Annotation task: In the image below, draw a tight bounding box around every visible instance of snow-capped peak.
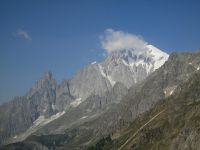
[109,44,169,72]
[91,44,169,88]
[145,45,169,70]
[98,44,169,87]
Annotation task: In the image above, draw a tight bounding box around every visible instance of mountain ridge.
[0,44,169,147]
[1,49,200,149]
[86,68,200,150]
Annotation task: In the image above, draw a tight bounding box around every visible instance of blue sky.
[0,0,200,103]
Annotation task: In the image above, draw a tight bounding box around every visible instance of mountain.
[53,50,199,149]
[65,44,168,101]
[87,65,200,150]
[0,44,169,147]
[2,49,200,150]
[100,45,168,87]
[1,47,200,149]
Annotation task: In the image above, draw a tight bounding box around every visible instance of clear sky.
[0,0,200,103]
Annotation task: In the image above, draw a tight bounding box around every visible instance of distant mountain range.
[1,44,200,150]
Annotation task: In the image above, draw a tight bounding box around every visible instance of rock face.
[23,50,199,150]
[30,82,129,136]
[0,44,169,146]
[26,71,57,117]
[67,64,112,100]
[0,72,57,145]
[55,80,74,111]
[88,67,200,150]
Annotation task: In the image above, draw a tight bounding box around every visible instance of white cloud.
[15,29,32,41]
[100,28,147,53]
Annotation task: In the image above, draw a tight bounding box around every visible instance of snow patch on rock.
[13,136,18,139]
[107,75,116,86]
[70,98,82,107]
[98,64,116,86]
[80,116,88,119]
[51,104,56,111]
[146,45,169,70]
[164,86,177,97]
[33,111,65,127]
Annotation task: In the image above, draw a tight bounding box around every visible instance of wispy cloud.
[100,28,147,54]
[14,29,32,41]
